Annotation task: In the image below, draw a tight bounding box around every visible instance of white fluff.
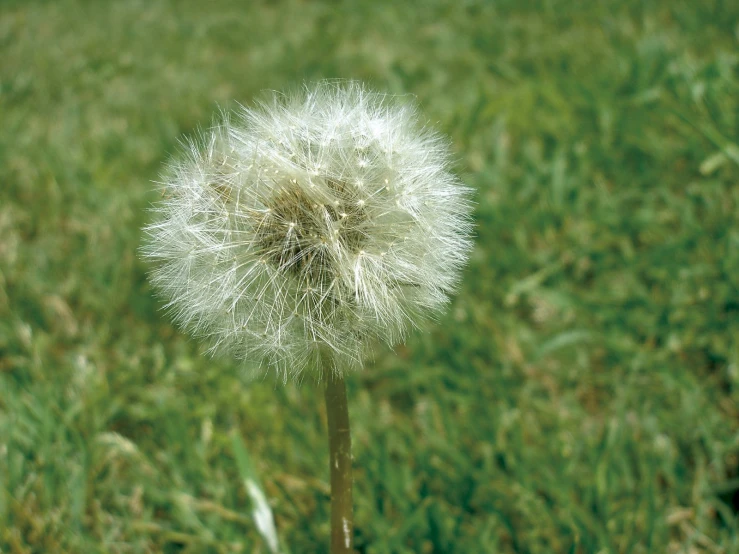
[143,81,473,380]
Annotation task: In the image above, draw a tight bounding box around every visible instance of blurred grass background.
[1,0,738,552]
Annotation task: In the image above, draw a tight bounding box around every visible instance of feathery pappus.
[143,81,473,380]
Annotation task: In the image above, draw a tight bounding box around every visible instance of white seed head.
[142,81,473,380]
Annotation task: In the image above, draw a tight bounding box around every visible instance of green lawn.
[1,0,738,552]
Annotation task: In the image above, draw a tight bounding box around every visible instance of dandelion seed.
[142,81,473,380]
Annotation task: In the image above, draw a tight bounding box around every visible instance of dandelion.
[142,81,473,552]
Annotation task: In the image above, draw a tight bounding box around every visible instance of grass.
[1,0,738,552]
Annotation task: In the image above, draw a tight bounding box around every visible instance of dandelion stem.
[325,371,354,553]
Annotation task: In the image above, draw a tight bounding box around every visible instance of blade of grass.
[231,430,281,554]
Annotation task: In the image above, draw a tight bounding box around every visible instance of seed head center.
[254,178,368,284]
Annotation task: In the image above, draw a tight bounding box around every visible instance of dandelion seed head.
[142,81,473,380]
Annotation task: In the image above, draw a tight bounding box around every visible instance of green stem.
[325,372,354,553]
